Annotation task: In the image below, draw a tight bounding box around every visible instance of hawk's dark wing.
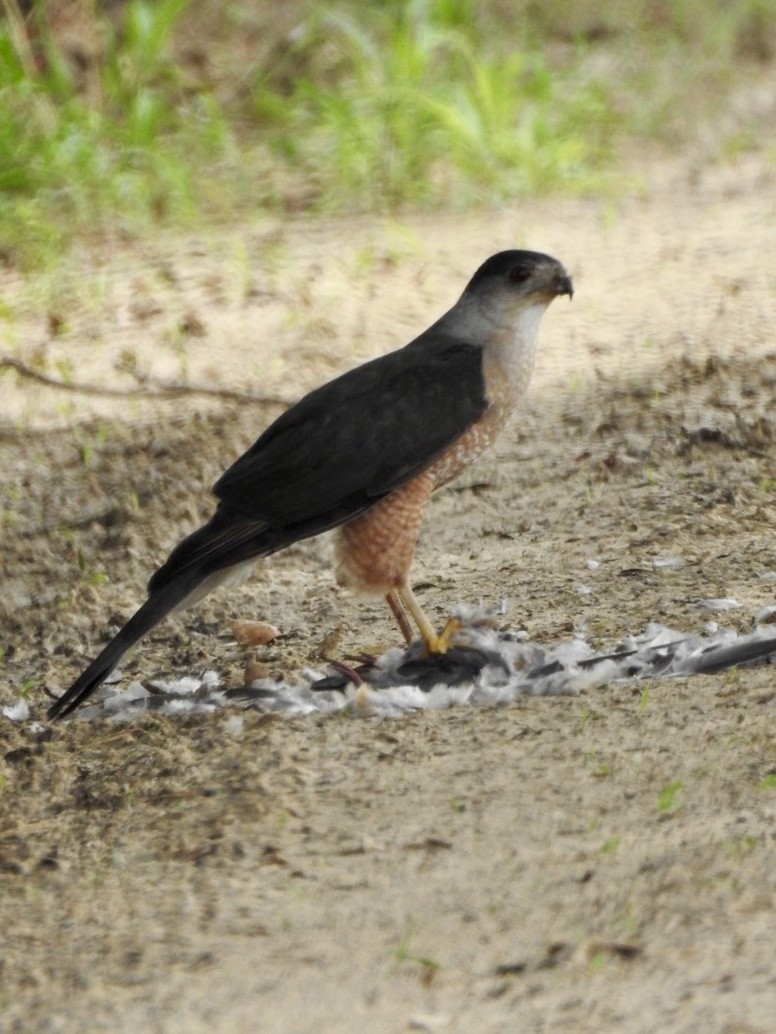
[148,334,488,592]
[215,335,487,524]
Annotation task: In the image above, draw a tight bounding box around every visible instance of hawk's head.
[465,250,573,309]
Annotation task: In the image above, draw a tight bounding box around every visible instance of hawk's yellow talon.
[423,616,462,656]
[396,584,462,655]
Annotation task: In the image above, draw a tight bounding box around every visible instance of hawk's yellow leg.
[395,584,461,655]
[386,589,414,645]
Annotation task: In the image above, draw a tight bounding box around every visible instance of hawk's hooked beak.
[557,272,574,300]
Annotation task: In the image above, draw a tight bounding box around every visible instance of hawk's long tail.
[47,569,206,721]
[48,499,365,720]
[47,510,281,721]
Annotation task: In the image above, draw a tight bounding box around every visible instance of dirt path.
[1,154,775,1032]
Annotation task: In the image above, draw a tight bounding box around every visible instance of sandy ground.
[1,151,775,1032]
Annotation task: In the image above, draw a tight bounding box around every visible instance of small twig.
[0,356,289,406]
[17,505,124,538]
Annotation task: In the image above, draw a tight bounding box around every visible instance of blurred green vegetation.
[0,0,773,267]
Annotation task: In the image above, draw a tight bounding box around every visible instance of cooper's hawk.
[48,250,572,719]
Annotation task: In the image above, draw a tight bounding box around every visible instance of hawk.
[48,250,573,719]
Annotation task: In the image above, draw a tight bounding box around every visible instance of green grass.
[392,923,441,981]
[658,780,684,814]
[600,835,620,855]
[0,0,234,266]
[1,0,774,267]
[248,5,617,209]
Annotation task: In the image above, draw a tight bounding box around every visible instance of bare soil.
[1,154,775,1032]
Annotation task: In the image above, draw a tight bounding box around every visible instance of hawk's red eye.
[509,266,531,284]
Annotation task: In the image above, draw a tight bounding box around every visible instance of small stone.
[232,620,280,646]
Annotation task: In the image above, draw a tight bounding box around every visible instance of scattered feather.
[2,698,30,722]
[40,614,776,722]
[652,556,684,570]
[696,598,741,611]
